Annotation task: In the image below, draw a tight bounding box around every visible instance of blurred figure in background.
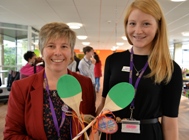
[78,46,96,101]
[94,52,102,93]
[74,52,80,73]
[67,54,77,72]
[20,51,44,79]
[78,46,96,86]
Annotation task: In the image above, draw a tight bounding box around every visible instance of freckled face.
[42,38,72,73]
[127,8,158,50]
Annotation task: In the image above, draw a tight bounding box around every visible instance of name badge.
[122,66,130,72]
[121,120,140,134]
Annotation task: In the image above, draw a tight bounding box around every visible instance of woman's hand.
[90,56,96,64]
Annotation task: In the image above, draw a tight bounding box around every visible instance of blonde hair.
[39,22,76,54]
[124,0,173,84]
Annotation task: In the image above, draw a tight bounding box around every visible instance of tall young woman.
[97,0,183,140]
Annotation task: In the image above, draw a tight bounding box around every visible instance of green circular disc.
[108,82,135,109]
[57,74,82,98]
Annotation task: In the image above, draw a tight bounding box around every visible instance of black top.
[74,56,80,72]
[101,50,183,140]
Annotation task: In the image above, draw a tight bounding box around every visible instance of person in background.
[97,0,183,140]
[67,54,77,72]
[20,51,44,79]
[78,46,96,86]
[4,22,96,140]
[0,77,2,93]
[74,52,80,73]
[78,46,96,101]
[94,52,102,93]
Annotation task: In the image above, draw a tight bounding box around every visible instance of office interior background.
[0,1,189,139]
[0,0,189,84]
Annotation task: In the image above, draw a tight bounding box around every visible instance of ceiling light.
[111,48,117,51]
[122,36,127,40]
[114,46,119,49]
[182,32,189,36]
[67,22,83,29]
[111,46,119,51]
[170,0,186,2]
[77,35,88,40]
[82,42,90,45]
[116,42,124,46]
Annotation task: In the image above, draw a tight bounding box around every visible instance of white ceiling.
[0,0,189,51]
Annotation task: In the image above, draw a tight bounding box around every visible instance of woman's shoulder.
[173,60,181,68]
[108,50,129,58]
[69,71,92,84]
[172,60,182,75]
[71,72,90,80]
[106,50,130,62]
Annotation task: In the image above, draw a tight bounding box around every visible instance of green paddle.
[57,74,91,139]
[104,82,135,112]
[57,74,82,118]
[72,82,135,140]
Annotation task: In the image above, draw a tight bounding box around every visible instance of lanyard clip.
[129,106,135,120]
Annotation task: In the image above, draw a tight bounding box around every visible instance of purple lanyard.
[129,48,148,119]
[44,72,65,139]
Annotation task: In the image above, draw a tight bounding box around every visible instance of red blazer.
[4,69,96,140]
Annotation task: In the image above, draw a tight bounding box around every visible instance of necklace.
[133,63,143,76]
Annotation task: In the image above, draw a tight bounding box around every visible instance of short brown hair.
[83,46,93,54]
[38,22,76,54]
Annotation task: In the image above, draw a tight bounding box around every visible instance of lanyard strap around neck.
[129,48,148,108]
[44,72,65,138]
[84,57,92,67]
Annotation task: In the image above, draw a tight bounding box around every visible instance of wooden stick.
[72,118,97,140]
